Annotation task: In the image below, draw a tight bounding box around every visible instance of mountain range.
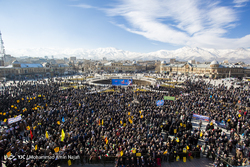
[7,47,250,63]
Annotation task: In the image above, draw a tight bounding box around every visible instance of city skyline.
[0,0,250,54]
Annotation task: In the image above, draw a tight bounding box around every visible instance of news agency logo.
[8,155,26,160]
[18,155,26,160]
[7,155,15,160]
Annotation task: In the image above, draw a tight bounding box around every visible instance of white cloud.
[233,0,249,7]
[103,0,250,49]
[73,0,250,49]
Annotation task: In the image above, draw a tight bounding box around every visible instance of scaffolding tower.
[0,31,6,57]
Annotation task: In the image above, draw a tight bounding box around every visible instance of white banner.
[8,115,22,124]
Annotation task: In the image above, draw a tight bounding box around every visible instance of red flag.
[104,137,107,144]
[30,129,33,140]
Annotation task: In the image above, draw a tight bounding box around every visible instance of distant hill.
[7,46,250,63]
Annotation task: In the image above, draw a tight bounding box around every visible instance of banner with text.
[111,79,133,86]
[8,114,22,124]
[164,96,175,101]
[192,114,209,122]
[156,100,164,106]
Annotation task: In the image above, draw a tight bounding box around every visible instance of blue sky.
[0,0,250,53]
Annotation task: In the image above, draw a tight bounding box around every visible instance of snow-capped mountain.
[6,46,250,63]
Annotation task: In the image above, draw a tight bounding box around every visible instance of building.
[0,58,4,66]
[0,60,69,80]
[69,57,76,64]
[160,60,248,78]
[188,60,196,64]
[99,62,146,73]
[170,59,176,64]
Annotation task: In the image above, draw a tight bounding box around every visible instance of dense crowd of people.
[0,76,249,167]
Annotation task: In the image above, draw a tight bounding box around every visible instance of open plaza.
[0,73,250,167]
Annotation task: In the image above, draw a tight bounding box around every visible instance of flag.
[180,123,183,126]
[176,137,179,142]
[35,145,38,151]
[62,117,65,122]
[139,110,141,114]
[174,129,177,133]
[120,120,122,125]
[123,123,126,127]
[105,137,108,144]
[54,147,59,153]
[120,151,123,156]
[98,119,101,125]
[68,160,71,166]
[163,150,168,154]
[131,148,136,153]
[187,145,189,150]
[140,115,143,118]
[176,156,180,161]
[129,118,133,124]
[30,130,33,140]
[61,129,65,141]
[46,131,49,139]
[26,126,30,130]
[102,119,104,125]
[183,157,186,162]
[6,151,11,158]
[98,156,102,159]
[57,121,60,125]
[105,153,109,157]
[128,112,130,115]
[200,132,203,137]
[4,119,7,122]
